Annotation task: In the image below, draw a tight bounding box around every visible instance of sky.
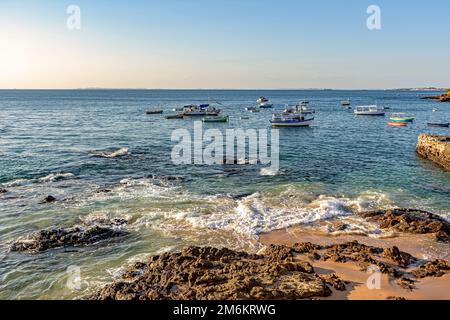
[0,0,449,89]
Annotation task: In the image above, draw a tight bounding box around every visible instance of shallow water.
[0,89,449,299]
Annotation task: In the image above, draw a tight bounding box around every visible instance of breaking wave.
[89,147,129,158]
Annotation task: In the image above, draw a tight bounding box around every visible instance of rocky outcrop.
[416,134,450,171]
[90,246,333,300]
[359,208,450,242]
[421,90,450,102]
[90,241,450,300]
[0,188,7,194]
[11,218,128,253]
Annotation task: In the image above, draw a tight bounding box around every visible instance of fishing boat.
[341,99,351,106]
[284,103,315,115]
[246,106,260,113]
[165,114,184,119]
[257,97,273,108]
[354,105,385,116]
[389,113,415,122]
[270,112,314,127]
[387,122,408,127]
[427,122,450,128]
[146,108,163,114]
[202,115,229,123]
[182,104,221,117]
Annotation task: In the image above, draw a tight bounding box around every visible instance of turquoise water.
[0,89,449,299]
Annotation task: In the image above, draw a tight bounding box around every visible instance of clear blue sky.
[1,0,449,89]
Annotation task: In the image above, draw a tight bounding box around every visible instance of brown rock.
[411,259,450,278]
[383,246,416,268]
[416,134,450,171]
[89,246,332,300]
[320,274,346,291]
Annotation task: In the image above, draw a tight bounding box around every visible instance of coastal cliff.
[421,89,450,102]
[416,134,450,171]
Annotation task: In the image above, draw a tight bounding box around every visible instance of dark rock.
[227,193,252,200]
[396,276,416,291]
[0,188,7,194]
[411,259,450,278]
[360,208,450,239]
[320,274,346,291]
[43,195,57,203]
[383,246,416,268]
[293,242,323,254]
[10,219,128,253]
[89,246,332,300]
[386,296,408,300]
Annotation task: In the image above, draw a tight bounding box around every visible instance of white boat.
[246,106,260,112]
[256,96,273,108]
[182,104,221,117]
[283,103,315,115]
[354,105,385,116]
[341,99,351,106]
[270,112,314,127]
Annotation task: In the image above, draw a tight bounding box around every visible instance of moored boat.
[202,115,229,123]
[146,108,163,114]
[182,104,221,117]
[341,99,351,106]
[284,103,315,115]
[165,114,184,119]
[389,113,415,122]
[270,112,314,127]
[427,122,450,128]
[257,97,273,108]
[354,105,385,116]
[387,122,408,127]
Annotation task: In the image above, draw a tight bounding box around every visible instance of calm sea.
[0,89,449,299]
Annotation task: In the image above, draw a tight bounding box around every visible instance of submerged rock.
[11,218,127,253]
[0,188,7,194]
[90,246,332,300]
[360,208,450,242]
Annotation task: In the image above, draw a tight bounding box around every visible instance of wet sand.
[259,224,450,300]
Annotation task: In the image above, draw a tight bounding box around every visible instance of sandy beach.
[260,223,450,300]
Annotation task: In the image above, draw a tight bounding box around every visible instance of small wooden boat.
[427,122,450,128]
[389,113,415,122]
[387,122,408,126]
[146,109,163,114]
[165,114,183,119]
[202,115,229,123]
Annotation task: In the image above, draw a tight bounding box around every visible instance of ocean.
[0,89,449,299]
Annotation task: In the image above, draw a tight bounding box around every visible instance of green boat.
[202,115,229,123]
[389,113,415,122]
[165,114,183,119]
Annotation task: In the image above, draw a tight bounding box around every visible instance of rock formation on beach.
[87,208,450,300]
[90,246,334,300]
[359,208,450,242]
[10,218,128,253]
[421,89,450,102]
[416,134,450,171]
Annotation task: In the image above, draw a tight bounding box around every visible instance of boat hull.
[270,119,314,127]
[259,103,273,108]
[354,112,385,116]
[390,117,415,122]
[387,122,408,126]
[427,123,450,128]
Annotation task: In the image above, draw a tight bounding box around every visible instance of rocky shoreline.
[416,134,450,171]
[86,208,449,300]
[421,90,450,102]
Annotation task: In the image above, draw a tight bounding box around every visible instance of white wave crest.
[89,147,129,158]
[39,172,74,182]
